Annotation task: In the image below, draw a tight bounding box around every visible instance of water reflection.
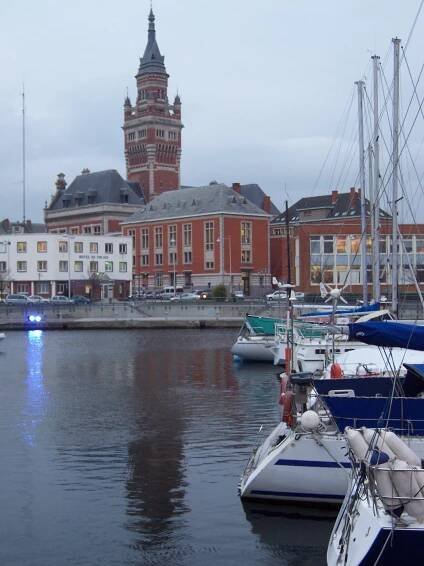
[241,500,336,565]
[126,347,189,552]
[22,330,47,446]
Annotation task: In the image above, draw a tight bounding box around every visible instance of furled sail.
[348,321,424,351]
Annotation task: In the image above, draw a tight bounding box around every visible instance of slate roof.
[137,10,167,76]
[271,190,391,224]
[48,170,145,211]
[123,184,269,224]
[239,184,280,215]
[0,219,46,234]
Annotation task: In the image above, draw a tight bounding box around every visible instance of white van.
[160,286,184,299]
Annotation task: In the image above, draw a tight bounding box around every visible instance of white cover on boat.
[384,431,421,467]
[345,427,369,460]
[391,459,424,521]
[361,428,395,460]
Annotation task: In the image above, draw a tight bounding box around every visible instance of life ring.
[330,363,343,379]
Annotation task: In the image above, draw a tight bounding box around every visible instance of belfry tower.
[123,9,182,201]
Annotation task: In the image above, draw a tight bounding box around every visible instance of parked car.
[170,292,200,301]
[232,290,245,300]
[28,295,48,303]
[294,291,305,300]
[266,289,288,301]
[72,295,91,304]
[5,293,30,305]
[50,295,74,304]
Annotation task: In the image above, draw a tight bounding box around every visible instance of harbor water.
[0,329,335,565]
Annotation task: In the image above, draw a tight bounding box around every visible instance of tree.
[212,284,227,300]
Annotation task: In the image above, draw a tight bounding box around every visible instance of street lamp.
[170,238,176,296]
[217,236,232,297]
[66,235,75,299]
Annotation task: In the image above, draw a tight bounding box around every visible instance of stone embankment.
[0,301,274,330]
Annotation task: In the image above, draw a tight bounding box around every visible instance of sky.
[1,0,424,222]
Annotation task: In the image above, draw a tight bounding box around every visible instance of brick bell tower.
[123,9,183,202]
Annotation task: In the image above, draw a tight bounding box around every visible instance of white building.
[0,234,132,299]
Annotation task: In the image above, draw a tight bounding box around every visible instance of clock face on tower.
[123,9,183,202]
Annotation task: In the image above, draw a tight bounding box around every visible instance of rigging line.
[311,87,355,194]
[333,122,358,189]
[328,92,357,192]
[402,0,424,58]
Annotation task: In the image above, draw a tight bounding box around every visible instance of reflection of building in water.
[23,330,47,446]
[126,348,188,550]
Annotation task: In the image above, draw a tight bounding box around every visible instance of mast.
[355,79,367,305]
[368,143,374,292]
[372,55,381,302]
[285,200,291,286]
[391,38,401,316]
[22,86,26,224]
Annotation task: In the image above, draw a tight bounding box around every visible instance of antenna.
[22,85,26,224]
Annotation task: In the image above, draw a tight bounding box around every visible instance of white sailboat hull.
[231,337,277,362]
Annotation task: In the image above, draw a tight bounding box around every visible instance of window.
[168,225,177,247]
[58,240,68,253]
[105,261,113,272]
[37,241,47,253]
[205,221,214,251]
[119,262,127,272]
[416,238,424,254]
[84,226,92,234]
[156,129,165,138]
[119,243,127,254]
[183,224,192,247]
[138,129,147,139]
[141,254,149,266]
[90,242,98,253]
[155,253,163,266]
[74,242,83,253]
[74,261,83,272]
[105,243,113,254]
[37,260,48,272]
[59,260,68,272]
[154,273,163,287]
[17,241,27,253]
[205,261,214,270]
[128,131,136,141]
[56,283,66,294]
[402,236,413,254]
[168,131,177,140]
[128,229,136,249]
[184,251,192,264]
[36,282,50,294]
[70,227,80,235]
[310,265,322,284]
[89,261,98,273]
[241,249,251,263]
[17,261,27,272]
[0,261,6,272]
[93,225,101,235]
[379,237,387,254]
[155,227,163,248]
[241,221,252,245]
[16,283,29,293]
[0,242,8,253]
[323,236,333,254]
[336,236,347,254]
[169,251,177,265]
[310,236,320,255]
[417,265,424,283]
[350,235,361,255]
[141,228,149,250]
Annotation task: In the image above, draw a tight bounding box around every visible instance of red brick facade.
[122,214,270,296]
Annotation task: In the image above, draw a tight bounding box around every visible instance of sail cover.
[300,302,380,319]
[348,321,424,351]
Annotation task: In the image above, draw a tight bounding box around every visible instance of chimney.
[55,173,67,192]
[81,168,90,175]
[232,182,241,194]
[263,195,271,213]
[331,189,338,204]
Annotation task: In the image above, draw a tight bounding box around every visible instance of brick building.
[270,188,424,296]
[44,169,145,235]
[121,183,271,296]
[123,9,182,201]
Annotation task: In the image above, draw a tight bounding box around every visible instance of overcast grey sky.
[1,0,424,222]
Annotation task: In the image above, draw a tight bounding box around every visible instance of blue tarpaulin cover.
[348,321,424,351]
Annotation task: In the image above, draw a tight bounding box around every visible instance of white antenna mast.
[22,85,26,224]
